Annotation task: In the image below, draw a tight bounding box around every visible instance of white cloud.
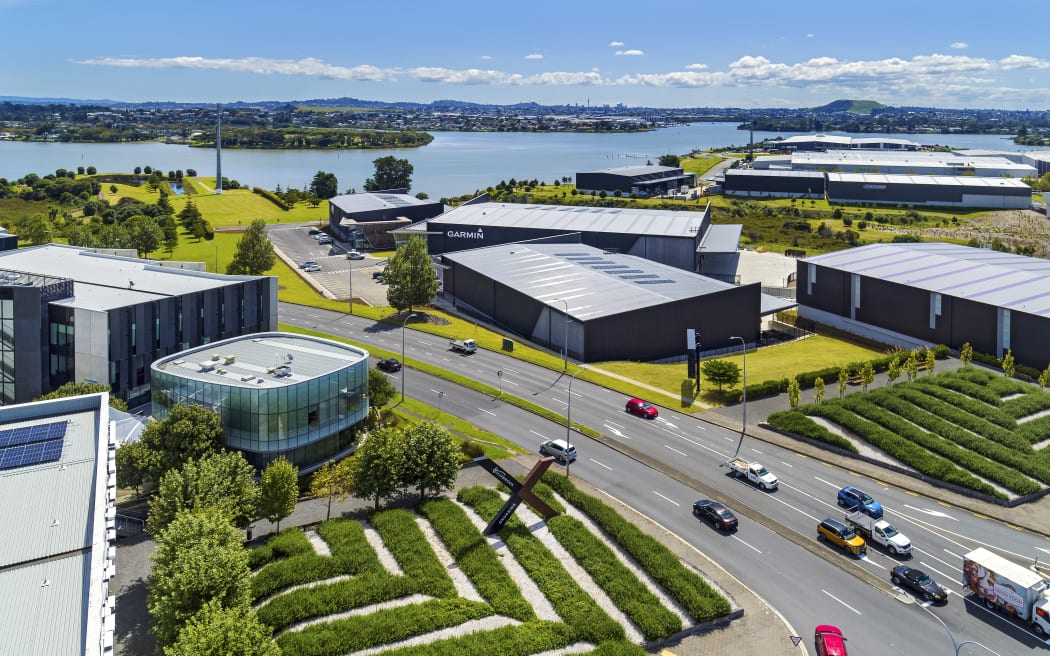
[609,41,624,47]
[74,56,394,81]
[950,42,968,49]
[525,53,543,60]
[615,49,644,56]
[685,63,708,70]
[806,33,814,38]
[480,55,493,60]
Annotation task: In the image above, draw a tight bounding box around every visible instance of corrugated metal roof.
[795,151,1036,175]
[0,553,93,655]
[428,202,708,238]
[329,192,437,214]
[827,173,1031,188]
[726,169,826,179]
[804,243,1050,317]
[579,165,680,177]
[698,225,742,253]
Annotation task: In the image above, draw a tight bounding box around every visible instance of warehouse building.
[576,165,698,198]
[440,242,795,363]
[328,191,445,249]
[798,242,1050,368]
[724,170,827,199]
[151,333,369,471]
[769,134,921,151]
[826,173,1031,209]
[790,151,1037,177]
[0,245,277,408]
[0,393,116,655]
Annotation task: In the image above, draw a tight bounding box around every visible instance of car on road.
[817,518,866,556]
[317,235,332,245]
[891,565,947,603]
[539,439,576,463]
[814,625,848,656]
[346,250,365,260]
[377,358,402,373]
[837,486,883,518]
[298,260,318,269]
[692,499,738,531]
[303,264,323,272]
[625,398,658,419]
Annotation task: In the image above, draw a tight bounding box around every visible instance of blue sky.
[3,0,1048,109]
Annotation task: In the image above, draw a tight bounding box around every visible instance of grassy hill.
[812,99,888,114]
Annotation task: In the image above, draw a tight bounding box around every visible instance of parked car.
[817,518,866,556]
[692,499,738,531]
[317,235,332,245]
[377,358,402,373]
[814,625,848,656]
[308,228,321,235]
[372,270,385,280]
[891,565,947,603]
[539,439,577,463]
[298,260,318,269]
[304,264,323,273]
[346,250,365,260]
[625,398,658,419]
[837,486,883,518]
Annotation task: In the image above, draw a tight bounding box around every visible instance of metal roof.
[152,332,368,388]
[794,151,1037,175]
[804,242,1050,318]
[0,553,95,655]
[698,224,742,253]
[827,173,1031,189]
[428,202,709,239]
[726,169,826,179]
[778,134,853,146]
[329,192,438,214]
[578,165,681,177]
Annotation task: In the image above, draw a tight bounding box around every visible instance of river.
[1,124,1046,201]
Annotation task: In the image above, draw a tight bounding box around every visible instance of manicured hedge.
[895,387,1029,451]
[766,410,858,452]
[539,473,732,623]
[249,528,313,569]
[417,498,535,621]
[274,598,493,656]
[1019,415,1050,445]
[457,486,626,644]
[1000,392,1050,420]
[546,513,682,640]
[366,621,579,656]
[369,508,456,598]
[579,642,650,656]
[907,381,1016,430]
[257,570,413,632]
[252,186,292,210]
[914,372,1003,406]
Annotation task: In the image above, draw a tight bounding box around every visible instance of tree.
[148,508,252,648]
[309,171,339,199]
[115,440,152,495]
[348,429,404,509]
[385,235,438,313]
[860,361,875,392]
[1040,364,1050,389]
[226,219,276,275]
[138,403,226,480]
[887,356,902,384]
[164,600,279,656]
[148,450,261,535]
[658,154,681,167]
[904,353,919,382]
[787,377,801,410]
[259,458,298,533]
[399,422,460,501]
[1001,349,1015,378]
[178,200,202,231]
[21,213,53,245]
[924,347,936,375]
[837,369,849,398]
[960,342,974,367]
[35,380,128,411]
[364,156,413,192]
[309,459,352,521]
[368,368,396,416]
[126,215,164,257]
[813,377,825,403]
[160,214,179,254]
[700,359,740,391]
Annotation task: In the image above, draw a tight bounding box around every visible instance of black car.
[377,358,402,373]
[308,229,321,235]
[890,565,947,603]
[372,270,385,280]
[692,499,738,531]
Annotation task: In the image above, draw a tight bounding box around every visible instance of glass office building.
[151,332,369,470]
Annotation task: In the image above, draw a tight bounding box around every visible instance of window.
[852,274,861,309]
[930,292,942,330]
[807,263,816,295]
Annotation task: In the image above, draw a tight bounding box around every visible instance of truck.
[844,511,911,556]
[449,338,477,355]
[963,547,1050,636]
[725,458,778,490]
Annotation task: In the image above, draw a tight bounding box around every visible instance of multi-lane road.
[281,302,1050,655]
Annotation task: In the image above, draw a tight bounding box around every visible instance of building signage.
[447,227,485,239]
[474,456,558,534]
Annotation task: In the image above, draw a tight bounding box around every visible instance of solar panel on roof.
[636,279,675,284]
[620,274,658,279]
[554,252,591,257]
[611,269,643,274]
[0,437,64,470]
[0,420,67,448]
[591,264,629,270]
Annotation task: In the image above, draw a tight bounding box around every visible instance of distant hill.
[812,99,888,114]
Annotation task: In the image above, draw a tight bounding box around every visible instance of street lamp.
[555,298,569,371]
[729,335,747,459]
[348,263,354,315]
[401,312,417,402]
[922,605,1003,656]
[565,367,586,478]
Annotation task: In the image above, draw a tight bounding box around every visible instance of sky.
[3,0,1049,110]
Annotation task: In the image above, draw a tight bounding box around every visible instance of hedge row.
[914,372,1003,406]
[1019,415,1050,445]
[457,485,625,644]
[546,514,682,641]
[275,597,493,656]
[765,410,858,452]
[252,519,379,602]
[895,387,1031,452]
[540,473,732,623]
[803,402,1002,498]
[257,570,413,632]
[971,351,1042,380]
[366,621,581,656]
[844,395,1042,495]
[908,381,1017,430]
[252,186,292,210]
[417,498,535,621]
[579,642,650,656]
[1000,392,1050,420]
[369,508,456,599]
[249,527,313,570]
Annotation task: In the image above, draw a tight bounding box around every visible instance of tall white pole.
[215,104,222,195]
[556,298,569,371]
[401,312,417,402]
[730,336,746,458]
[566,367,585,478]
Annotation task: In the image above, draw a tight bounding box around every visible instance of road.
[281,302,1050,655]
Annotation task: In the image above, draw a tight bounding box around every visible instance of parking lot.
[267,223,389,306]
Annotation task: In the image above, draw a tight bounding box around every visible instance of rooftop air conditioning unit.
[224,355,236,365]
[199,361,216,372]
[211,354,221,361]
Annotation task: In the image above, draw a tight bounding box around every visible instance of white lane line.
[589,459,613,471]
[759,489,823,522]
[606,420,624,429]
[903,505,957,520]
[501,379,519,386]
[529,430,549,440]
[750,448,763,455]
[478,408,496,417]
[911,549,962,575]
[503,368,521,375]
[653,491,680,507]
[814,476,841,489]
[822,590,862,615]
[663,445,688,457]
[780,461,794,468]
[551,397,568,406]
[732,535,761,554]
[723,435,734,441]
[919,562,958,588]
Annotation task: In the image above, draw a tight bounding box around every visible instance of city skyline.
[2,0,1049,109]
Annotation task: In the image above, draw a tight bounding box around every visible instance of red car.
[625,398,658,419]
[814,625,848,656]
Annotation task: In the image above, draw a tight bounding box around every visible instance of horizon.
[2,0,1048,110]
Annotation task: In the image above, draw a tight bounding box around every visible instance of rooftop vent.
[211,354,221,361]
[199,361,216,372]
[274,364,292,377]
[224,355,236,365]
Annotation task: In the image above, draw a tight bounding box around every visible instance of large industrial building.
[723,170,827,199]
[826,173,1032,209]
[151,333,369,471]
[575,165,698,198]
[768,134,922,151]
[328,191,445,249]
[797,242,1050,368]
[440,242,794,363]
[0,393,116,655]
[0,245,277,408]
[788,151,1037,178]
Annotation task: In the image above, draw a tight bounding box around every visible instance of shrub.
[369,508,456,598]
[459,441,485,459]
[895,386,1029,450]
[249,528,313,570]
[355,621,579,656]
[252,186,291,210]
[766,410,857,452]
[257,570,413,631]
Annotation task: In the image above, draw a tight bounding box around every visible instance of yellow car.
[818,518,866,556]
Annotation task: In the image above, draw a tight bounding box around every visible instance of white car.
[539,439,577,463]
[317,235,332,245]
[346,250,365,260]
[303,264,323,272]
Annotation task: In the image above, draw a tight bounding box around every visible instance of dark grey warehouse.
[575,165,698,198]
[328,191,445,249]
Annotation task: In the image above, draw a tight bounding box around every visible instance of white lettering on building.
[447,228,485,239]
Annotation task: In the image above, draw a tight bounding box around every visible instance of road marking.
[503,367,521,375]
[603,425,631,440]
[653,491,680,506]
[551,397,568,406]
[663,445,688,457]
[605,420,624,429]
[903,505,957,520]
[911,549,962,575]
[750,448,763,455]
[814,476,841,489]
[501,379,519,386]
[821,589,862,615]
[477,408,496,416]
[731,535,761,554]
[779,461,794,468]
[657,418,677,428]
[589,459,612,471]
[919,561,957,587]
[529,430,549,440]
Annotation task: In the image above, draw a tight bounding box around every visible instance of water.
[1,124,1045,201]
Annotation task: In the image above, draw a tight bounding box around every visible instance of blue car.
[837,486,883,519]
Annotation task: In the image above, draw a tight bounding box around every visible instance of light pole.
[401,312,417,402]
[348,263,354,315]
[729,336,747,459]
[565,367,586,478]
[555,298,569,371]
[922,605,1003,656]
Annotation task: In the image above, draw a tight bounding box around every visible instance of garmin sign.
[447,227,485,240]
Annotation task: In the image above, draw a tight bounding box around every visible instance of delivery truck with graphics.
[963,547,1050,636]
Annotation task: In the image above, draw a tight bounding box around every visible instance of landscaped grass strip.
[249,527,313,569]
[257,570,413,632]
[457,485,625,644]
[1000,390,1050,420]
[373,620,579,656]
[369,508,456,598]
[274,598,494,656]
[540,472,732,622]
[896,386,1030,450]
[907,381,1017,430]
[579,641,651,656]
[417,498,535,621]
[766,410,858,452]
[546,513,682,640]
[915,371,1003,406]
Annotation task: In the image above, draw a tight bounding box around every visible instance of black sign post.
[474,456,558,534]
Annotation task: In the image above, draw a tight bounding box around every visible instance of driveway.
[267,223,389,306]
